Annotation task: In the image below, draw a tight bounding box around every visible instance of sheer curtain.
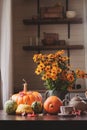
[83,0,87,88]
[0,0,13,109]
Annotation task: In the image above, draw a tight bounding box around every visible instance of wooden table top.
[0,110,87,129]
[0,110,87,121]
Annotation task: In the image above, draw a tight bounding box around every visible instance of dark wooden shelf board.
[22,45,84,51]
[23,18,83,25]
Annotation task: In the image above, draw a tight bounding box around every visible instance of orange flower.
[66,73,75,82]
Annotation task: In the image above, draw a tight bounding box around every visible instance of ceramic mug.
[60,106,74,114]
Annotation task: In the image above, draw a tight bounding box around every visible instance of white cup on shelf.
[66,11,76,19]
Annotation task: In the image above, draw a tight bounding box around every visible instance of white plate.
[58,113,76,117]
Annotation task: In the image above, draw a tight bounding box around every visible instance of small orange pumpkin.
[11,80,42,105]
[43,96,63,114]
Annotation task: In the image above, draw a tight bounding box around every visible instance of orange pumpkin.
[11,81,42,105]
[43,96,63,114]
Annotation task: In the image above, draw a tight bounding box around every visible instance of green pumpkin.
[31,101,43,114]
[4,99,18,115]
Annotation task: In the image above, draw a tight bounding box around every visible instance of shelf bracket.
[68,23,70,39]
[37,0,40,16]
[66,0,69,11]
[67,48,70,65]
[66,0,70,39]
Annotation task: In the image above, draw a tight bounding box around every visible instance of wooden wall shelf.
[23,18,83,25]
[22,45,84,51]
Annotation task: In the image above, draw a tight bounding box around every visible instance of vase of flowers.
[44,89,68,100]
[33,50,87,100]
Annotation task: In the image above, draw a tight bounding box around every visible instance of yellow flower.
[45,65,51,72]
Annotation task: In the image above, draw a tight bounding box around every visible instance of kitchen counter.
[0,110,87,129]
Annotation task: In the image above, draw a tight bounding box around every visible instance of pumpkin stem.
[23,79,27,92]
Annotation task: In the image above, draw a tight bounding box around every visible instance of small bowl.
[66,11,76,19]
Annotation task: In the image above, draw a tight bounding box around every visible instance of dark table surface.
[0,110,87,129]
[1,110,87,120]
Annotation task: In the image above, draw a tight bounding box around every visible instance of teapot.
[68,94,87,112]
